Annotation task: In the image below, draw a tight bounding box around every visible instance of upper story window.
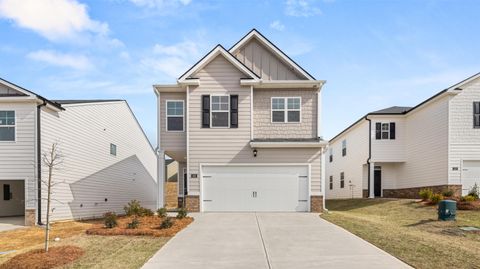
[329,147,333,162]
[375,122,396,140]
[329,176,333,190]
[474,102,480,128]
[201,95,238,129]
[0,111,15,142]
[211,95,230,128]
[110,143,117,156]
[340,172,345,188]
[271,97,301,123]
[342,140,347,156]
[166,100,184,131]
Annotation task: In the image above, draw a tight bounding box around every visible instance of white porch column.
[157,150,165,209]
[369,162,375,198]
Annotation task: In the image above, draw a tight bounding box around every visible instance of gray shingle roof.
[370,106,412,115]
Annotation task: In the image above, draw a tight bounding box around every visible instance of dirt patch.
[457,200,480,211]
[86,216,193,237]
[0,246,84,269]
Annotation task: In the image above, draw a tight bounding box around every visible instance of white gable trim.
[177,45,260,83]
[229,29,315,81]
[446,72,480,92]
[0,78,35,97]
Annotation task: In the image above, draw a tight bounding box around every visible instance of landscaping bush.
[419,188,433,201]
[141,208,154,217]
[127,217,140,229]
[176,207,188,219]
[461,195,476,202]
[160,218,173,229]
[157,207,168,218]
[430,193,443,204]
[104,212,118,228]
[124,200,143,216]
[442,188,454,197]
[468,183,479,199]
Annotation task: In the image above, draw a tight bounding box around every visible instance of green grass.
[322,199,480,269]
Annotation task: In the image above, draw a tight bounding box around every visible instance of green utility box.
[438,200,456,221]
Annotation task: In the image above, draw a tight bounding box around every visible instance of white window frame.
[110,143,117,156]
[340,172,345,188]
[210,94,230,128]
[166,100,185,132]
[381,123,390,140]
[342,140,347,156]
[0,110,16,143]
[271,97,301,123]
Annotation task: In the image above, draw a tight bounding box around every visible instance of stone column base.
[383,184,462,199]
[310,195,324,212]
[185,195,200,212]
[25,209,36,226]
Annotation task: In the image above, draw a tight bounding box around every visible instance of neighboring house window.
[0,111,15,141]
[110,143,117,156]
[340,172,345,188]
[342,140,347,156]
[375,122,396,140]
[3,184,11,200]
[474,102,480,128]
[271,97,301,123]
[211,95,230,127]
[329,148,333,163]
[166,100,184,131]
[329,176,333,190]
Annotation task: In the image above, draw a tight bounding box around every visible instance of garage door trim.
[199,163,311,212]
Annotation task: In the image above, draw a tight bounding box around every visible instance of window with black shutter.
[202,95,210,128]
[390,122,396,139]
[342,140,347,156]
[329,148,333,162]
[329,176,333,190]
[375,122,381,140]
[230,95,238,128]
[474,102,480,128]
[340,172,345,188]
[376,122,396,140]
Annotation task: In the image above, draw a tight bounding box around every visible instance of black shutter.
[230,95,238,128]
[202,95,210,128]
[390,122,396,140]
[375,123,381,140]
[3,184,10,200]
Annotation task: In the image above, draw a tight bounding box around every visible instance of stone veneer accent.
[185,195,200,212]
[310,195,324,212]
[25,209,36,226]
[383,185,462,199]
[362,189,369,198]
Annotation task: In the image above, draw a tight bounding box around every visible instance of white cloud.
[129,0,192,8]
[285,0,322,17]
[270,20,285,31]
[0,0,109,41]
[27,50,92,70]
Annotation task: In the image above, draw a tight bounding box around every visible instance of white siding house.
[0,79,158,225]
[326,73,480,199]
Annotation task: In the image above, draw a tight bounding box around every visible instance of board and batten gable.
[253,89,318,139]
[40,101,157,221]
[0,101,37,210]
[187,55,322,196]
[326,120,369,199]
[448,77,480,185]
[370,116,407,162]
[159,91,186,161]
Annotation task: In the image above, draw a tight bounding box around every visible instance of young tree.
[42,143,63,252]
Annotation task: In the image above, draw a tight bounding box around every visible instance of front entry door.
[374,169,382,197]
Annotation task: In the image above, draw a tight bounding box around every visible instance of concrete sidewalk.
[142,213,411,269]
[0,216,25,232]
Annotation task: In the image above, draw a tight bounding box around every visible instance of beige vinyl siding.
[370,116,406,162]
[40,101,157,221]
[0,102,36,209]
[233,38,302,80]
[160,92,186,161]
[376,162,400,190]
[253,89,318,139]
[448,77,480,185]
[0,85,24,95]
[188,55,322,195]
[326,120,369,199]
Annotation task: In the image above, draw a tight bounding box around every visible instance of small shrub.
[176,207,188,219]
[160,218,173,229]
[103,212,117,228]
[127,217,140,229]
[141,208,154,217]
[430,193,443,204]
[442,188,454,197]
[461,195,476,202]
[419,188,433,201]
[468,183,479,199]
[157,207,168,218]
[124,200,142,216]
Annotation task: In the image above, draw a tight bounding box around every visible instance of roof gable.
[229,29,315,80]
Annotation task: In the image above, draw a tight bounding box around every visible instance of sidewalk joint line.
[255,212,272,269]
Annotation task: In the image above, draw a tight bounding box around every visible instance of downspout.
[36,100,47,225]
[365,116,372,198]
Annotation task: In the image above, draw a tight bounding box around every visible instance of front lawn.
[322,199,480,269]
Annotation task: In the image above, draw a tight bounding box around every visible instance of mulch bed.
[457,200,480,210]
[0,246,84,269]
[86,216,193,237]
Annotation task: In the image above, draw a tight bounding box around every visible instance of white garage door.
[202,165,309,212]
[462,161,480,195]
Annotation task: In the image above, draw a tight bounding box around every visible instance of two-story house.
[326,72,480,199]
[0,78,158,225]
[154,29,327,212]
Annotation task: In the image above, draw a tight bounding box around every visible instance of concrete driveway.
[142,213,410,269]
[0,216,25,232]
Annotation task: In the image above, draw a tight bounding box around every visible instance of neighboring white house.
[0,78,158,225]
[154,29,328,212]
[326,73,480,199]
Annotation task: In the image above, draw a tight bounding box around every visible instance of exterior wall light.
[253,149,258,157]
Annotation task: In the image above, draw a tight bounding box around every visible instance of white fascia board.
[242,80,326,89]
[229,30,315,80]
[154,84,187,92]
[250,141,328,148]
[177,79,200,86]
[446,72,480,92]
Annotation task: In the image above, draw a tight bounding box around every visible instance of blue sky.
[1,0,479,144]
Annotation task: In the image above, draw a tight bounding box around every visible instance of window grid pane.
[287,98,300,109]
[272,111,285,122]
[167,102,183,116]
[272,98,285,110]
[211,96,229,112]
[0,111,15,126]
